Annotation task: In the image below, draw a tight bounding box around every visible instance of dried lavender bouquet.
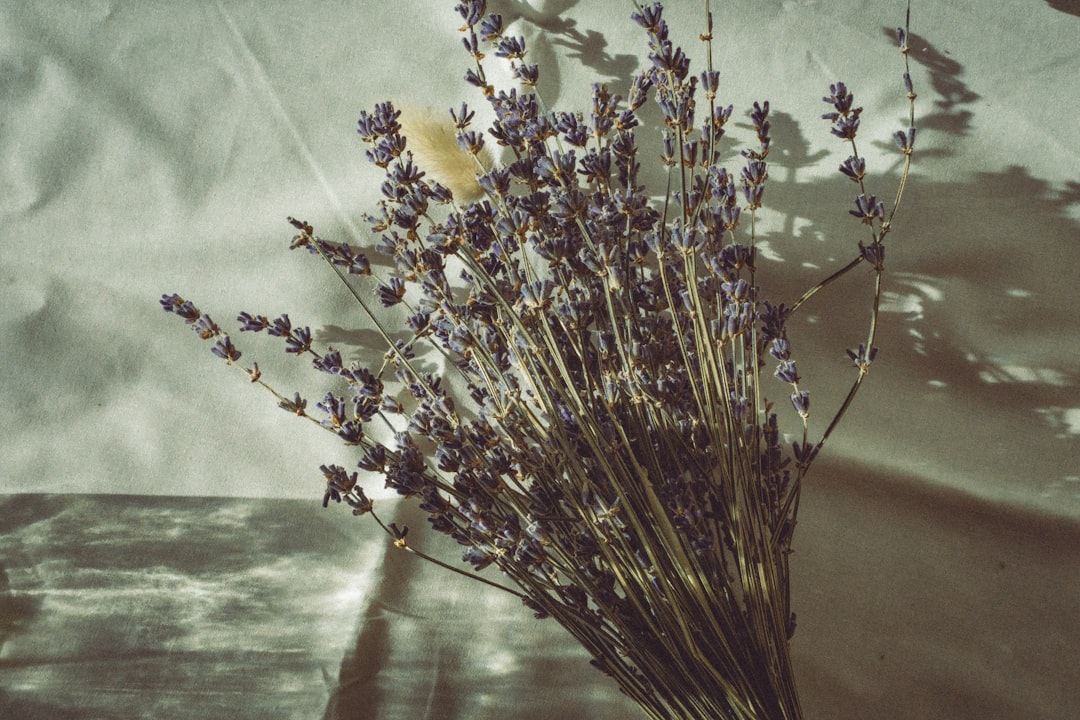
[163,1,916,718]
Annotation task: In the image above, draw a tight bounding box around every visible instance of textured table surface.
[2,486,1077,720]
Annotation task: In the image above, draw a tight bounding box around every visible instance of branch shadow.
[322,502,465,720]
[1046,0,1080,17]
[488,0,639,109]
[878,28,979,142]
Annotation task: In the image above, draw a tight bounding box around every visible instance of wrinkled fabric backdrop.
[2,1,1078,718]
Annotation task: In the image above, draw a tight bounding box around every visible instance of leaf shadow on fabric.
[1046,0,1080,17]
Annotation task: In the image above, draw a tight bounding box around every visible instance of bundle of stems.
[163,1,916,717]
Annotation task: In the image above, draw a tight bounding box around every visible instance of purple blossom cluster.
[163,2,916,718]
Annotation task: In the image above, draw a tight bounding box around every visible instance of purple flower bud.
[839,155,865,182]
[743,182,764,209]
[769,338,791,361]
[495,35,527,60]
[317,392,347,424]
[337,420,364,445]
[284,326,312,354]
[279,392,307,416]
[160,293,201,323]
[850,193,885,223]
[823,82,854,114]
[479,12,503,41]
[750,101,770,132]
[775,361,800,385]
[347,487,373,516]
[210,336,241,363]
[628,73,652,110]
[454,0,486,28]
[790,390,810,418]
[859,241,885,267]
[320,464,358,507]
[389,159,425,187]
[358,445,386,472]
[378,277,407,307]
[701,70,719,95]
[463,68,486,90]
[513,63,539,86]
[631,2,664,31]
[660,132,676,166]
[191,314,221,340]
[741,159,767,186]
[461,30,482,58]
[846,343,879,369]
[312,349,343,374]
[893,126,916,154]
[450,102,475,129]
[478,167,511,197]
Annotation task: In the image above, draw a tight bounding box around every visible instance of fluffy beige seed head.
[397,104,493,203]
